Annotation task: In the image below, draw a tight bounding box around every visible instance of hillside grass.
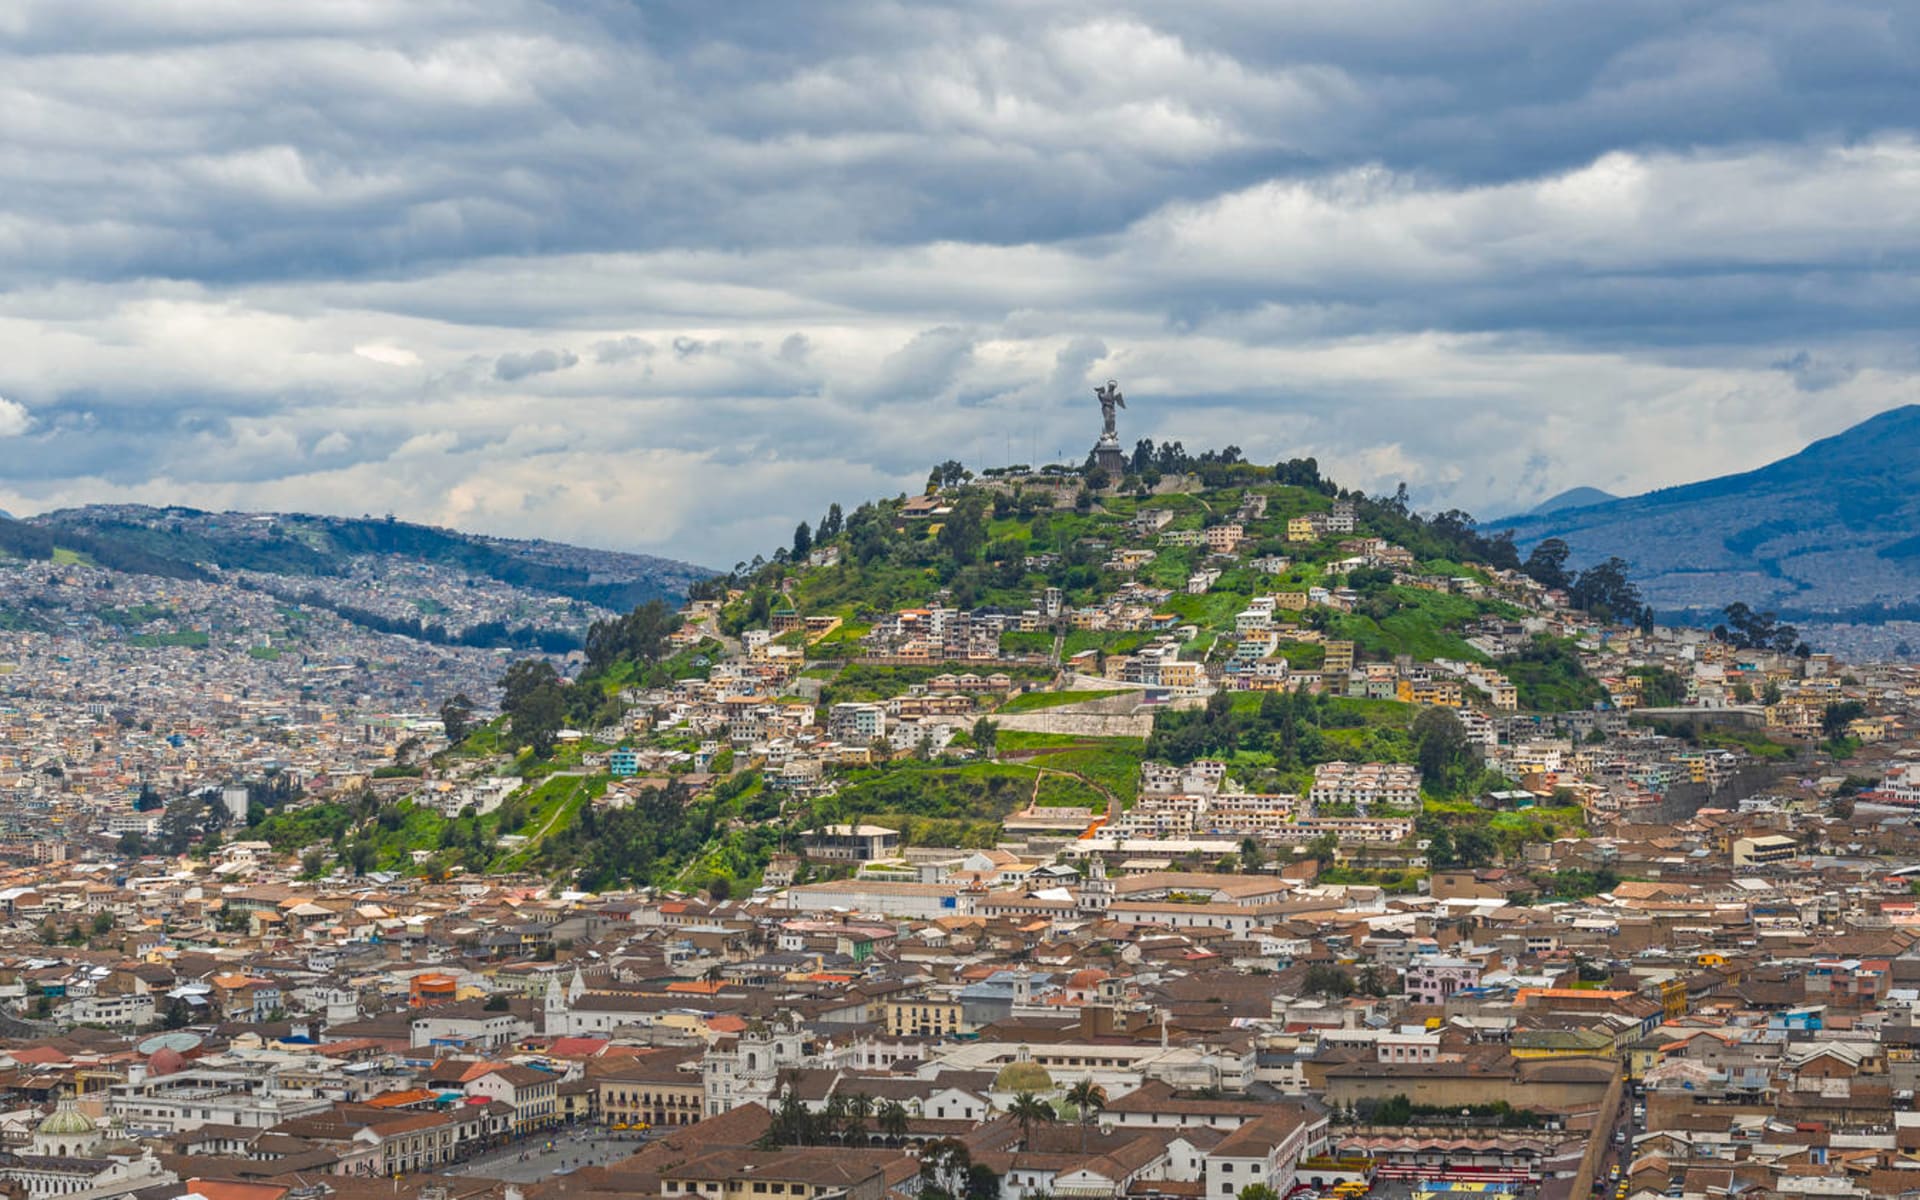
[1324,587,1492,662]
[998,688,1129,713]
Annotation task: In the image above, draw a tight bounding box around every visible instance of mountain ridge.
[2,504,714,612]
[1486,485,1618,525]
[1498,404,1920,617]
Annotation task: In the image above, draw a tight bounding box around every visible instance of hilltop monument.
[1091,379,1128,479]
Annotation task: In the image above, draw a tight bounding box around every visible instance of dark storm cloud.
[1,0,1919,561]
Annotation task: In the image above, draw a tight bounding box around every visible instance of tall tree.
[971,717,999,759]
[1823,700,1868,742]
[938,495,989,563]
[438,692,475,744]
[1568,556,1645,624]
[1523,538,1573,590]
[1414,706,1475,797]
[1006,1092,1055,1146]
[499,659,567,756]
[842,1092,874,1146]
[1064,1079,1106,1151]
[920,1139,992,1200]
[500,658,560,712]
[878,1100,911,1144]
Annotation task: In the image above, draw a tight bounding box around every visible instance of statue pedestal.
[1091,438,1127,481]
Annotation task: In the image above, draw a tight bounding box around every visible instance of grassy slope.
[998,689,1129,713]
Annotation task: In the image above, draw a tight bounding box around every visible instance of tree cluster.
[1519,540,1654,628]
[1416,811,1496,868]
[928,460,973,490]
[759,1088,908,1149]
[1355,1095,1546,1128]
[919,1139,1001,1200]
[1354,493,1522,573]
[1147,690,1339,771]
[1822,700,1868,742]
[500,659,570,756]
[1713,602,1807,655]
[583,599,681,675]
[1565,557,1653,629]
[539,773,776,893]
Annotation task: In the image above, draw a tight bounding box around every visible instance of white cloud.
[0,1,1918,563]
[354,342,421,366]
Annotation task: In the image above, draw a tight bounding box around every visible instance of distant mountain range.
[0,505,713,611]
[1487,486,1619,525]
[1497,405,1920,622]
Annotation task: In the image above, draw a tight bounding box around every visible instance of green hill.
[282,449,1618,894]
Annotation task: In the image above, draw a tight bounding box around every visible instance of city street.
[440,1127,655,1183]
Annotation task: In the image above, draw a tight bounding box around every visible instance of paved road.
[442,1127,654,1183]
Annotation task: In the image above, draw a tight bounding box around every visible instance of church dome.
[38,1101,96,1137]
[994,1062,1054,1093]
[148,1046,186,1077]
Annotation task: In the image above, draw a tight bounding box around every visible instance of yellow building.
[1657,978,1688,1021]
[1396,678,1463,707]
[1160,661,1203,689]
[1322,641,1355,675]
[1625,1034,1675,1082]
[1848,717,1888,743]
[1765,701,1821,734]
[885,998,966,1038]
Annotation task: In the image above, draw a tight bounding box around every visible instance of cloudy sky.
[3,0,1919,567]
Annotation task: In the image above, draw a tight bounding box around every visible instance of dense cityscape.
[0,429,1915,1200]
[7,3,1919,1199]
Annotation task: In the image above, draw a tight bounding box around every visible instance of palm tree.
[1064,1079,1106,1151]
[878,1100,910,1145]
[845,1092,875,1146]
[1007,1092,1055,1147]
